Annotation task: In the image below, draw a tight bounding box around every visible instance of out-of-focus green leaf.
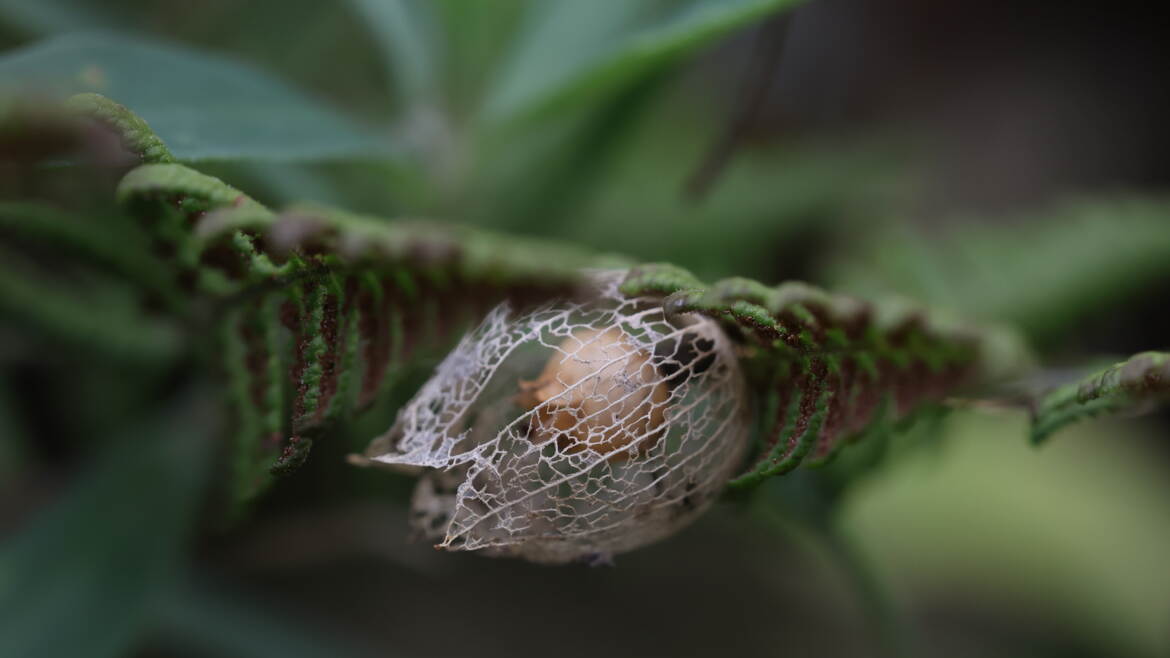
[345,0,451,193]
[469,66,671,232]
[572,138,897,281]
[0,253,182,362]
[0,201,179,305]
[1032,351,1170,444]
[481,0,804,124]
[0,377,29,482]
[151,577,385,658]
[0,400,212,658]
[0,32,388,161]
[432,0,529,114]
[824,198,1170,343]
[482,0,652,122]
[347,0,441,104]
[0,0,129,35]
[844,411,1170,656]
[469,69,898,265]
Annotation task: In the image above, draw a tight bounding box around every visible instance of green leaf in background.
[151,577,385,658]
[1031,351,1170,444]
[0,32,388,161]
[347,0,441,105]
[0,201,176,297]
[481,0,804,124]
[0,200,185,360]
[844,411,1170,656]
[430,0,529,113]
[568,131,899,280]
[0,0,130,35]
[0,377,29,483]
[823,197,1170,343]
[0,399,212,658]
[345,0,451,193]
[0,255,182,363]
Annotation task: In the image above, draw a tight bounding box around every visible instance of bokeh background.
[2,1,1169,656]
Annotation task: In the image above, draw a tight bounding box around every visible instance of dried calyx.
[362,270,749,564]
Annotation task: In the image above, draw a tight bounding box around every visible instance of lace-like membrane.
[367,271,749,563]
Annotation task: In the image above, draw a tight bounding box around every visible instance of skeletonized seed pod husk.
[365,270,750,564]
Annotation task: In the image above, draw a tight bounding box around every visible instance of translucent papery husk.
[366,270,750,564]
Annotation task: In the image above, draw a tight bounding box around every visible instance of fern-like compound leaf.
[8,93,1031,515]
[1032,351,1170,444]
[111,150,621,508]
[621,263,996,487]
[65,93,176,164]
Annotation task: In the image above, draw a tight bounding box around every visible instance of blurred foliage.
[1,1,1169,657]
[0,33,387,160]
[0,397,211,658]
[823,197,1170,345]
[845,411,1170,657]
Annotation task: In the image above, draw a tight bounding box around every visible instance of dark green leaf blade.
[825,197,1170,343]
[152,577,386,658]
[347,0,441,104]
[0,0,129,35]
[482,0,804,124]
[0,32,389,161]
[0,258,182,363]
[0,402,212,658]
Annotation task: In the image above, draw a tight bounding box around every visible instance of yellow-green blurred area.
[2,0,1169,657]
[846,413,1170,657]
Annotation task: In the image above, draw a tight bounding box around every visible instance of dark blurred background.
[2,1,1168,657]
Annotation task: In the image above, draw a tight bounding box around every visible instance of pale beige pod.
[365,270,750,564]
[516,326,671,459]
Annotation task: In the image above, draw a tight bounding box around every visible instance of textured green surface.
[65,92,175,163]
[1032,351,1170,444]
[119,176,605,502]
[621,263,998,487]
[97,100,624,506]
